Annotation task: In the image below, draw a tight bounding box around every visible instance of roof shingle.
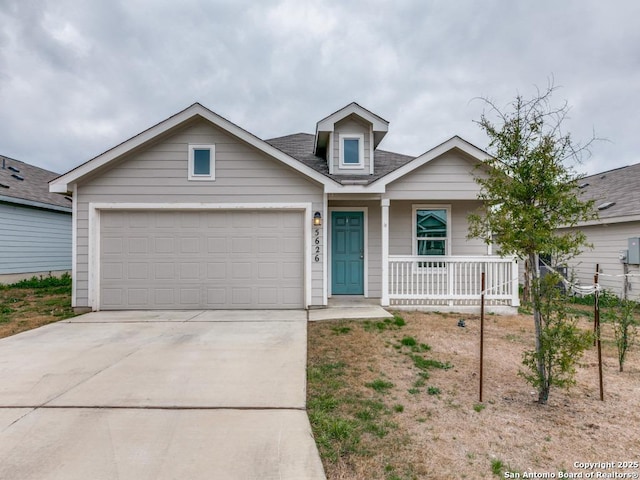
[577,163,640,220]
[0,155,71,210]
[265,133,415,184]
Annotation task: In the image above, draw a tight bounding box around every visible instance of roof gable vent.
[11,174,24,181]
[578,182,589,189]
[0,183,9,189]
[7,166,20,173]
[597,201,616,211]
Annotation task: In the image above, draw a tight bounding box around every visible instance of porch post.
[381,199,390,306]
[511,258,521,307]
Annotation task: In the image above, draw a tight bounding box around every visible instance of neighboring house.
[0,155,72,283]
[561,163,640,300]
[49,102,519,312]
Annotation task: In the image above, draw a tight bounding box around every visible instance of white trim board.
[87,202,313,311]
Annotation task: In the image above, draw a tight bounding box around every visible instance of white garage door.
[99,210,304,310]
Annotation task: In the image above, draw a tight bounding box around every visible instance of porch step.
[309,297,393,321]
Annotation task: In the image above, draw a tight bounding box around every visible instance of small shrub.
[393,404,404,413]
[411,355,453,371]
[413,378,426,388]
[603,299,638,372]
[473,403,485,413]
[331,326,351,335]
[392,314,406,327]
[365,379,394,393]
[8,273,72,289]
[427,386,441,395]
[400,336,417,347]
[407,388,420,395]
[491,458,505,476]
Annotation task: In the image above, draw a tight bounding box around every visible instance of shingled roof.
[0,155,72,210]
[265,133,415,184]
[577,162,640,220]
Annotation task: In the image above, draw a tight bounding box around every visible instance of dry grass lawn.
[0,277,75,338]
[307,309,640,480]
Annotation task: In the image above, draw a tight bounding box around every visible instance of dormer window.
[339,134,364,169]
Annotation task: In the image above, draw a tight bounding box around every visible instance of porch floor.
[308,296,393,321]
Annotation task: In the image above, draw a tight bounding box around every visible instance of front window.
[414,206,450,257]
[188,144,215,180]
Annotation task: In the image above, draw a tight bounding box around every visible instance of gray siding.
[389,200,487,256]
[75,119,324,308]
[332,116,371,175]
[563,222,640,300]
[386,151,485,200]
[0,202,71,274]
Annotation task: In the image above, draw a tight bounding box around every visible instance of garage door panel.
[128,237,148,254]
[154,289,175,305]
[207,237,227,253]
[206,263,227,279]
[128,263,149,280]
[128,212,150,228]
[127,289,149,306]
[180,237,199,253]
[258,262,279,279]
[100,210,304,310]
[155,263,175,280]
[103,237,123,254]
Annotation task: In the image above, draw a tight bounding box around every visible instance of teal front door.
[331,211,364,295]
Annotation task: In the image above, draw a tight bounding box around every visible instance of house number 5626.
[313,228,321,262]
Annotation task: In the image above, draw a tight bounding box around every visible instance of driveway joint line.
[0,407,37,433]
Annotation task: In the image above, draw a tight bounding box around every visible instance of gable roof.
[314,102,389,154]
[49,102,491,195]
[576,162,640,223]
[0,155,71,212]
[370,136,491,189]
[50,103,338,193]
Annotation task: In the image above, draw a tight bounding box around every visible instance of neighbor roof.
[577,162,640,221]
[0,155,71,211]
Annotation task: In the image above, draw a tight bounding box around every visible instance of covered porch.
[326,197,520,314]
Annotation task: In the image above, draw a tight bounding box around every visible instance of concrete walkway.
[0,311,325,480]
[309,296,393,321]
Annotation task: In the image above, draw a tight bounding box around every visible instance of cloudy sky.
[1,0,638,177]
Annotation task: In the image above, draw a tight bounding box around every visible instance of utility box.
[619,250,629,263]
[628,237,640,264]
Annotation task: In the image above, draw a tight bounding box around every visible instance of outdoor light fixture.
[313,211,322,226]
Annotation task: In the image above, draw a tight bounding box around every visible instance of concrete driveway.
[0,310,326,480]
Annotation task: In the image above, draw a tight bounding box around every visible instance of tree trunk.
[529,252,547,404]
[523,259,530,303]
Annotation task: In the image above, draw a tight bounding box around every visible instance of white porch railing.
[387,255,520,307]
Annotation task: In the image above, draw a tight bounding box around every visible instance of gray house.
[561,163,640,300]
[49,102,519,312]
[1,155,72,283]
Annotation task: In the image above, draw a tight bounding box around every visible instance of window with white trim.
[413,205,451,257]
[339,134,364,169]
[188,144,215,181]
